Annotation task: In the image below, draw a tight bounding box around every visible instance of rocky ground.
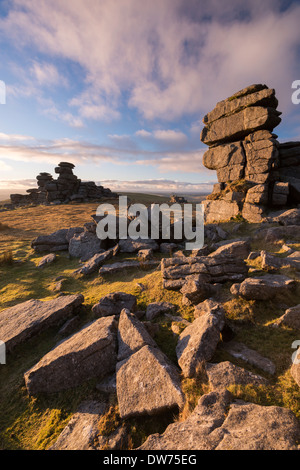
[0,200,300,450]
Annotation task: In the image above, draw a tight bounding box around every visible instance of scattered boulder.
[176,305,225,378]
[145,302,177,321]
[0,294,84,353]
[206,361,268,391]
[37,253,56,268]
[119,238,159,253]
[208,240,250,259]
[31,229,69,253]
[24,316,117,395]
[220,341,276,375]
[68,231,105,262]
[230,275,296,300]
[73,244,119,275]
[138,249,153,261]
[92,292,137,318]
[180,280,217,306]
[139,390,300,450]
[99,259,160,275]
[116,345,184,419]
[275,305,300,330]
[50,401,106,450]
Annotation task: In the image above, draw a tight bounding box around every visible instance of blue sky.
[1,0,300,195]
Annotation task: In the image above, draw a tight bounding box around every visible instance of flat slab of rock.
[220,341,276,375]
[74,244,119,275]
[37,253,56,268]
[146,302,177,321]
[99,260,160,275]
[24,316,117,395]
[139,390,300,450]
[275,304,300,330]
[256,225,300,243]
[92,292,137,317]
[50,401,106,450]
[31,229,69,252]
[206,361,268,391]
[69,231,105,262]
[261,251,300,271]
[231,274,296,300]
[116,345,185,419]
[117,309,156,361]
[0,294,84,353]
[176,303,225,378]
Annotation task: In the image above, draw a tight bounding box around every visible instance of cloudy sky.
[1,0,300,195]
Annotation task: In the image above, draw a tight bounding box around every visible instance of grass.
[0,200,300,449]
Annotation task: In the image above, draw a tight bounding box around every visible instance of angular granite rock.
[202,200,240,224]
[117,309,156,361]
[275,304,300,330]
[116,345,185,418]
[92,292,137,317]
[176,306,225,378]
[230,275,296,301]
[206,361,268,391]
[50,401,106,450]
[73,244,119,275]
[0,294,84,353]
[24,316,117,395]
[220,341,276,375]
[139,390,300,450]
[145,302,177,321]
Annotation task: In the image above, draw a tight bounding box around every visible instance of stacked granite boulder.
[200,84,299,223]
[10,162,117,206]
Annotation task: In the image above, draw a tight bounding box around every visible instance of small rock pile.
[200,84,300,223]
[10,162,117,206]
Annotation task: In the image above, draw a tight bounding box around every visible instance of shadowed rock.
[0,294,84,353]
[230,275,296,300]
[206,361,268,391]
[92,292,137,317]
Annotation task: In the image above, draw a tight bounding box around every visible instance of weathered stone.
[245,184,269,205]
[146,302,177,321]
[220,341,276,375]
[58,315,80,337]
[176,307,225,377]
[117,309,156,361]
[116,345,185,418]
[260,251,300,271]
[203,86,278,124]
[206,361,268,391]
[99,259,160,275]
[242,203,266,223]
[96,426,129,451]
[193,298,225,319]
[160,243,178,253]
[138,248,153,261]
[96,374,116,394]
[119,238,159,253]
[50,401,106,450]
[201,106,281,147]
[203,142,245,181]
[0,295,84,353]
[73,244,119,275]
[271,208,300,226]
[37,253,56,268]
[208,240,250,259]
[244,136,279,183]
[31,229,68,252]
[68,231,105,262]
[231,275,296,301]
[24,316,117,395]
[139,390,300,450]
[180,280,216,306]
[256,225,300,243]
[92,292,137,317]
[275,305,300,330]
[202,200,240,223]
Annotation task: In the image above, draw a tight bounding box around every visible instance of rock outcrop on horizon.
[200,84,300,223]
[10,162,117,206]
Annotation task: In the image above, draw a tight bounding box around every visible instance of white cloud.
[2,0,300,122]
[30,61,68,87]
[0,160,12,171]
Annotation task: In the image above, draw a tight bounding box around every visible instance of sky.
[1,0,300,196]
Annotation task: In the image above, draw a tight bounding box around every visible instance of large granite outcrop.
[10,162,117,206]
[200,84,300,223]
